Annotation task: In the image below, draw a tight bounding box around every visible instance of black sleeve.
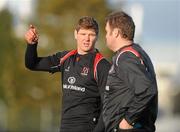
[93,59,111,132]
[117,54,157,125]
[25,44,62,73]
[96,59,111,100]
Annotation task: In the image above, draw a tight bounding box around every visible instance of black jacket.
[103,44,158,132]
[25,44,111,132]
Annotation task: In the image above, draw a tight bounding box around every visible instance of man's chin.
[83,47,93,52]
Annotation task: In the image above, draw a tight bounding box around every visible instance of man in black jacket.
[25,16,111,132]
[103,11,158,132]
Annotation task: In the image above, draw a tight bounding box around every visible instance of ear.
[74,30,77,39]
[112,28,119,38]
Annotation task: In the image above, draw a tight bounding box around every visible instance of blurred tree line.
[0,0,124,131]
[1,0,179,131]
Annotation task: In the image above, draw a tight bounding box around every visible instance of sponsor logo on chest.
[63,76,86,92]
[68,76,76,84]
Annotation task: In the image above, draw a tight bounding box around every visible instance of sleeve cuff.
[27,42,38,45]
[27,43,38,48]
[124,114,136,126]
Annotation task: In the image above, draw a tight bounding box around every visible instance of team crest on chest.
[81,67,89,76]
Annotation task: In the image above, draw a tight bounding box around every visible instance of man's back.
[103,44,158,132]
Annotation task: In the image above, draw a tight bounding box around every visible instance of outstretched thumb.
[30,24,35,29]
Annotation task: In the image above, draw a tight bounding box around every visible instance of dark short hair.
[75,16,99,35]
[106,11,135,41]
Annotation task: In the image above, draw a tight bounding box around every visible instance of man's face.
[74,28,97,54]
[105,22,114,51]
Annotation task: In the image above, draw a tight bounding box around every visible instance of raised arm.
[24,25,60,72]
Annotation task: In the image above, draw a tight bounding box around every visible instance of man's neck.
[114,40,133,52]
[77,48,96,55]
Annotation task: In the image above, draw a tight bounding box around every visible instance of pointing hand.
[25,24,39,44]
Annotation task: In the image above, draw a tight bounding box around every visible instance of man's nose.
[85,35,90,40]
